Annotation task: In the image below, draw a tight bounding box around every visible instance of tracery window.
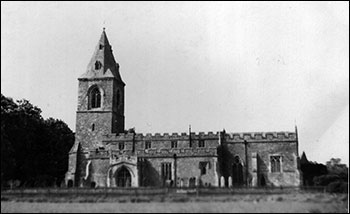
[270,155,282,173]
[199,161,210,175]
[198,140,205,147]
[232,156,244,185]
[145,141,151,149]
[199,162,209,175]
[171,141,177,148]
[161,163,172,184]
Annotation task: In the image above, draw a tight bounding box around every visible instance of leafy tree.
[326,158,348,181]
[313,158,348,193]
[1,94,74,188]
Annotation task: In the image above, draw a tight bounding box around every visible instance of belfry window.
[270,155,282,173]
[89,87,101,109]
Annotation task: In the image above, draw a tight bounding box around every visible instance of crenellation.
[255,133,263,140]
[225,131,297,142]
[135,133,143,138]
[243,133,251,140]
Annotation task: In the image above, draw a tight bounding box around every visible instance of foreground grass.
[1,193,348,213]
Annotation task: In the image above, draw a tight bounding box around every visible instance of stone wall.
[75,112,114,149]
[75,78,125,150]
[221,131,300,187]
[68,130,300,188]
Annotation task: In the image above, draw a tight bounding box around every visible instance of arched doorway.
[116,166,131,187]
[232,156,244,186]
[67,180,73,188]
[90,181,96,188]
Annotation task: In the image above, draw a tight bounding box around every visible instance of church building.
[65,29,302,188]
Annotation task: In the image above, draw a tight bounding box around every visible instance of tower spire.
[79,29,124,85]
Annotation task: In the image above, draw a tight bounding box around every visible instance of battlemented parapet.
[103,131,220,140]
[225,132,297,143]
[98,130,297,159]
[101,131,220,158]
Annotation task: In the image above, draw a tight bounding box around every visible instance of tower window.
[89,87,101,109]
[99,44,103,50]
[198,140,205,148]
[95,61,102,70]
[92,124,95,131]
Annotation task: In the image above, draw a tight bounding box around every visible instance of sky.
[1,1,349,166]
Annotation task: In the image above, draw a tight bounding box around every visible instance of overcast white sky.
[1,1,349,166]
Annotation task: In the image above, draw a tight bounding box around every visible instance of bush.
[313,174,340,186]
[326,181,348,193]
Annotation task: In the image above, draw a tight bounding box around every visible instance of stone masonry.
[65,29,302,188]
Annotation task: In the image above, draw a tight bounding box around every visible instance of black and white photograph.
[1,1,348,213]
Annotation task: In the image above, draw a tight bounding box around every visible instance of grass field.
[1,189,348,213]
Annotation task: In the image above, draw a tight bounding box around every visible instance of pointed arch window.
[89,87,101,109]
[270,155,282,173]
[232,156,244,186]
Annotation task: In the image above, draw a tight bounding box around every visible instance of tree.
[1,94,74,188]
[313,158,348,193]
[300,151,328,186]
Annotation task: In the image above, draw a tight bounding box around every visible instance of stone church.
[65,29,302,188]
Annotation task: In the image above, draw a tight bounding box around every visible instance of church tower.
[75,28,125,150]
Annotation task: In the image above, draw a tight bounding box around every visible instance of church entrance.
[116,166,131,187]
